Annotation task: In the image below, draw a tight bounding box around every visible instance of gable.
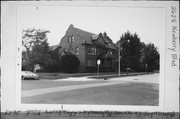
[59,24,117,50]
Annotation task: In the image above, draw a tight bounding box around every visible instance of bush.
[59,53,80,73]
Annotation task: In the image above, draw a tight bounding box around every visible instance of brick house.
[56,24,118,72]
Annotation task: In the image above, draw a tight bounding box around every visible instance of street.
[21,73,159,105]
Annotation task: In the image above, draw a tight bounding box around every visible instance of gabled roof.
[92,34,99,40]
[74,27,95,44]
[63,24,118,50]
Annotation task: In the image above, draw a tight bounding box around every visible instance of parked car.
[22,71,39,80]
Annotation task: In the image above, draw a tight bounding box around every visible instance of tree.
[59,53,80,73]
[22,28,56,71]
[47,46,61,72]
[117,31,142,71]
[142,43,159,72]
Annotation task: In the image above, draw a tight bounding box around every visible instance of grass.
[37,72,117,80]
[37,72,154,80]
[88,72,154,80]
[22,82,159,105]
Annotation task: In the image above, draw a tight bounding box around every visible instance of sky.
[17,5,165,49]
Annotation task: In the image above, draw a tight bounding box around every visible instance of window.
[68,36,71,43]
[88,48,91,54]
[71,36,74,43]
[87,59,96,66]
[92,60,96,66]
[92,48,96,54]
[88,47,96,55]
[75,47,79,54]
[87,60,91,66]
[68,35,75,43]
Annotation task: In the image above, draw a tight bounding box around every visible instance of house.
[56,24,118,72]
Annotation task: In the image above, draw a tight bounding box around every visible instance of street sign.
[97,59,101,65]
[97,59,101,78]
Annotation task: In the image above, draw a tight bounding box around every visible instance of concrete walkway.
[110,73,159,84]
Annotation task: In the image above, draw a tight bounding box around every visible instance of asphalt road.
[21,73,159,105]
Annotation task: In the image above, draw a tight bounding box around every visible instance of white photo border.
[1,1,179,112]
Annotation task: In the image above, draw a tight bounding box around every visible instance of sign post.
[97,59,101,78]
[145,64,148,73]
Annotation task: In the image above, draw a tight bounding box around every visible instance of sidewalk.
[39,72,156,80]
[87,72,156,79]
[55,73,159,84]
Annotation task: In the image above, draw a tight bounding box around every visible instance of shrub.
[59,53,80,73]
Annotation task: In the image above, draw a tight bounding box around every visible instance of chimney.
[69,24,74,28]
[103,32,107,37]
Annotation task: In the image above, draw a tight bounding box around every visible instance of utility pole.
[118,39,129,77]
[118,44,121,77]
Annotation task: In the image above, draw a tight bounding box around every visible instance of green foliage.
[117,31,159,72]
[59,53,80,73]
[46,47,61,72]
[22,28,57,72]
[117,31,142,71]
[142,43,160,71]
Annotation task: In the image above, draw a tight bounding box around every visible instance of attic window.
[68,36,75,43]
[71,36,74,42]
[68,36,71,43]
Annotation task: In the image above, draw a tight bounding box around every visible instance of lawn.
[37,72,117,79]
[22,82,159,105]
[37,72,153,80]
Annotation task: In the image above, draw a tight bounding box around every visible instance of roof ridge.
[74,27,95,35]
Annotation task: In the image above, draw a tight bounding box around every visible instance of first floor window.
[88,48,91,54]
[87,60,91,66]
[87,59,96,66]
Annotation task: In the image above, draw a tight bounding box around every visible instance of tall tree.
[22,28,56,71]
[47,46,61,72]
[142,43,159,71]
[117,31,142,71]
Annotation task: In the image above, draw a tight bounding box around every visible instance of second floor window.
[68,35,74,43]
[88,47,96,55]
